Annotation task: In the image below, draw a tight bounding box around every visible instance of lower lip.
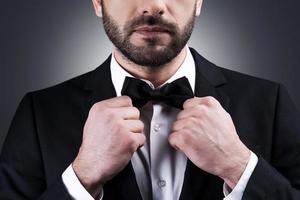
[134,30,168,37]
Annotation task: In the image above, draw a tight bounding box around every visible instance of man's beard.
[102,5,196,68]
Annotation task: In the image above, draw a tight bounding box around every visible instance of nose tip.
[140,0,166,16]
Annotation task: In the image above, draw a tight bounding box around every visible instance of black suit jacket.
[1,48,300,199]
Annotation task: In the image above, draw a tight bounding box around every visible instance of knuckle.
[138,121,145,130]
[183,97,197,108]
[186,118,194,127]
[139,134,146,145]
[170,132,188,149]
[227,112,232,119]
[121,96,132,106]
[88,103,104,118]
[183,99,191,108]
[195,104,205,112]
[204,96,216,106]
[168,133,178,145]
[225,112,234,122]
[91,102,102,112]
[172,121,179,131]
[176,112,184,120]
[172,132,184,143]
[194,106,205,117]
[104,108,115,118]
[132,107,140,117]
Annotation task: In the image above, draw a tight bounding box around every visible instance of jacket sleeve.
[243,84,300,199]
[0,93,72,199]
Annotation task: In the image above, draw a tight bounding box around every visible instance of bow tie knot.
[121,76,194,109]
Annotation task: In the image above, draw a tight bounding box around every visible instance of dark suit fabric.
[1,48,300,199]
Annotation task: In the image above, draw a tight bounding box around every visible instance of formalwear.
[1,48,300,199]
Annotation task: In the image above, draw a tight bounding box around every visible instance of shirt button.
[153,124,161,132]
[157,179,166,188]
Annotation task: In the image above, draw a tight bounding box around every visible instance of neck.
[113,47,187,87]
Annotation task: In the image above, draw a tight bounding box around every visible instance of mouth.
[133,26,171,37]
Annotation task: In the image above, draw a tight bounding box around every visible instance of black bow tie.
[121,76,194,109]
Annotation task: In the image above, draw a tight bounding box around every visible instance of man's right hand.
[73,96,145,198]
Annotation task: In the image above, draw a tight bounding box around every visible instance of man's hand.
[169,96,251,189]
[73,96,145,198]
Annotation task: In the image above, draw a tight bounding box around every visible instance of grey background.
[1,0,300,150]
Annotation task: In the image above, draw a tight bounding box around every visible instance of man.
[1,0,300,199]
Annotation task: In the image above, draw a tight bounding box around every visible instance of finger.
[172,117,201,132]
[176,105,204,120]
[132,133,146,149]
[183,96,218,109]
[98,96,133,108]
[183,97,199,109]
[113,107,140,120]
[168,132,185,151]
[176,108,193,120]
[125,120,144,133]
[172,119,187,132]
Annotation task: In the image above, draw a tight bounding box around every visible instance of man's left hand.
[169,96,251,189]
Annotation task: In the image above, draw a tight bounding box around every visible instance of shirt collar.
[110,46,196,96]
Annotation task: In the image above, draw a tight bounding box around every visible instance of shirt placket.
[150,104,171,200]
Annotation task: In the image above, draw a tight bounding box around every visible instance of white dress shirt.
[62,46,258,200]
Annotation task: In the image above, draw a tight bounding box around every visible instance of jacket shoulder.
[220,66,280,89]
[27,69,93,101]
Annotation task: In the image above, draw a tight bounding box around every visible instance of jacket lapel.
[191,48,230,110]
[83,55,117,117]
[179,48,230,200]
[82,55,143,200]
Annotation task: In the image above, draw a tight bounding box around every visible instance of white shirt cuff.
[62,164,104,200]
[223,151,258,200]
